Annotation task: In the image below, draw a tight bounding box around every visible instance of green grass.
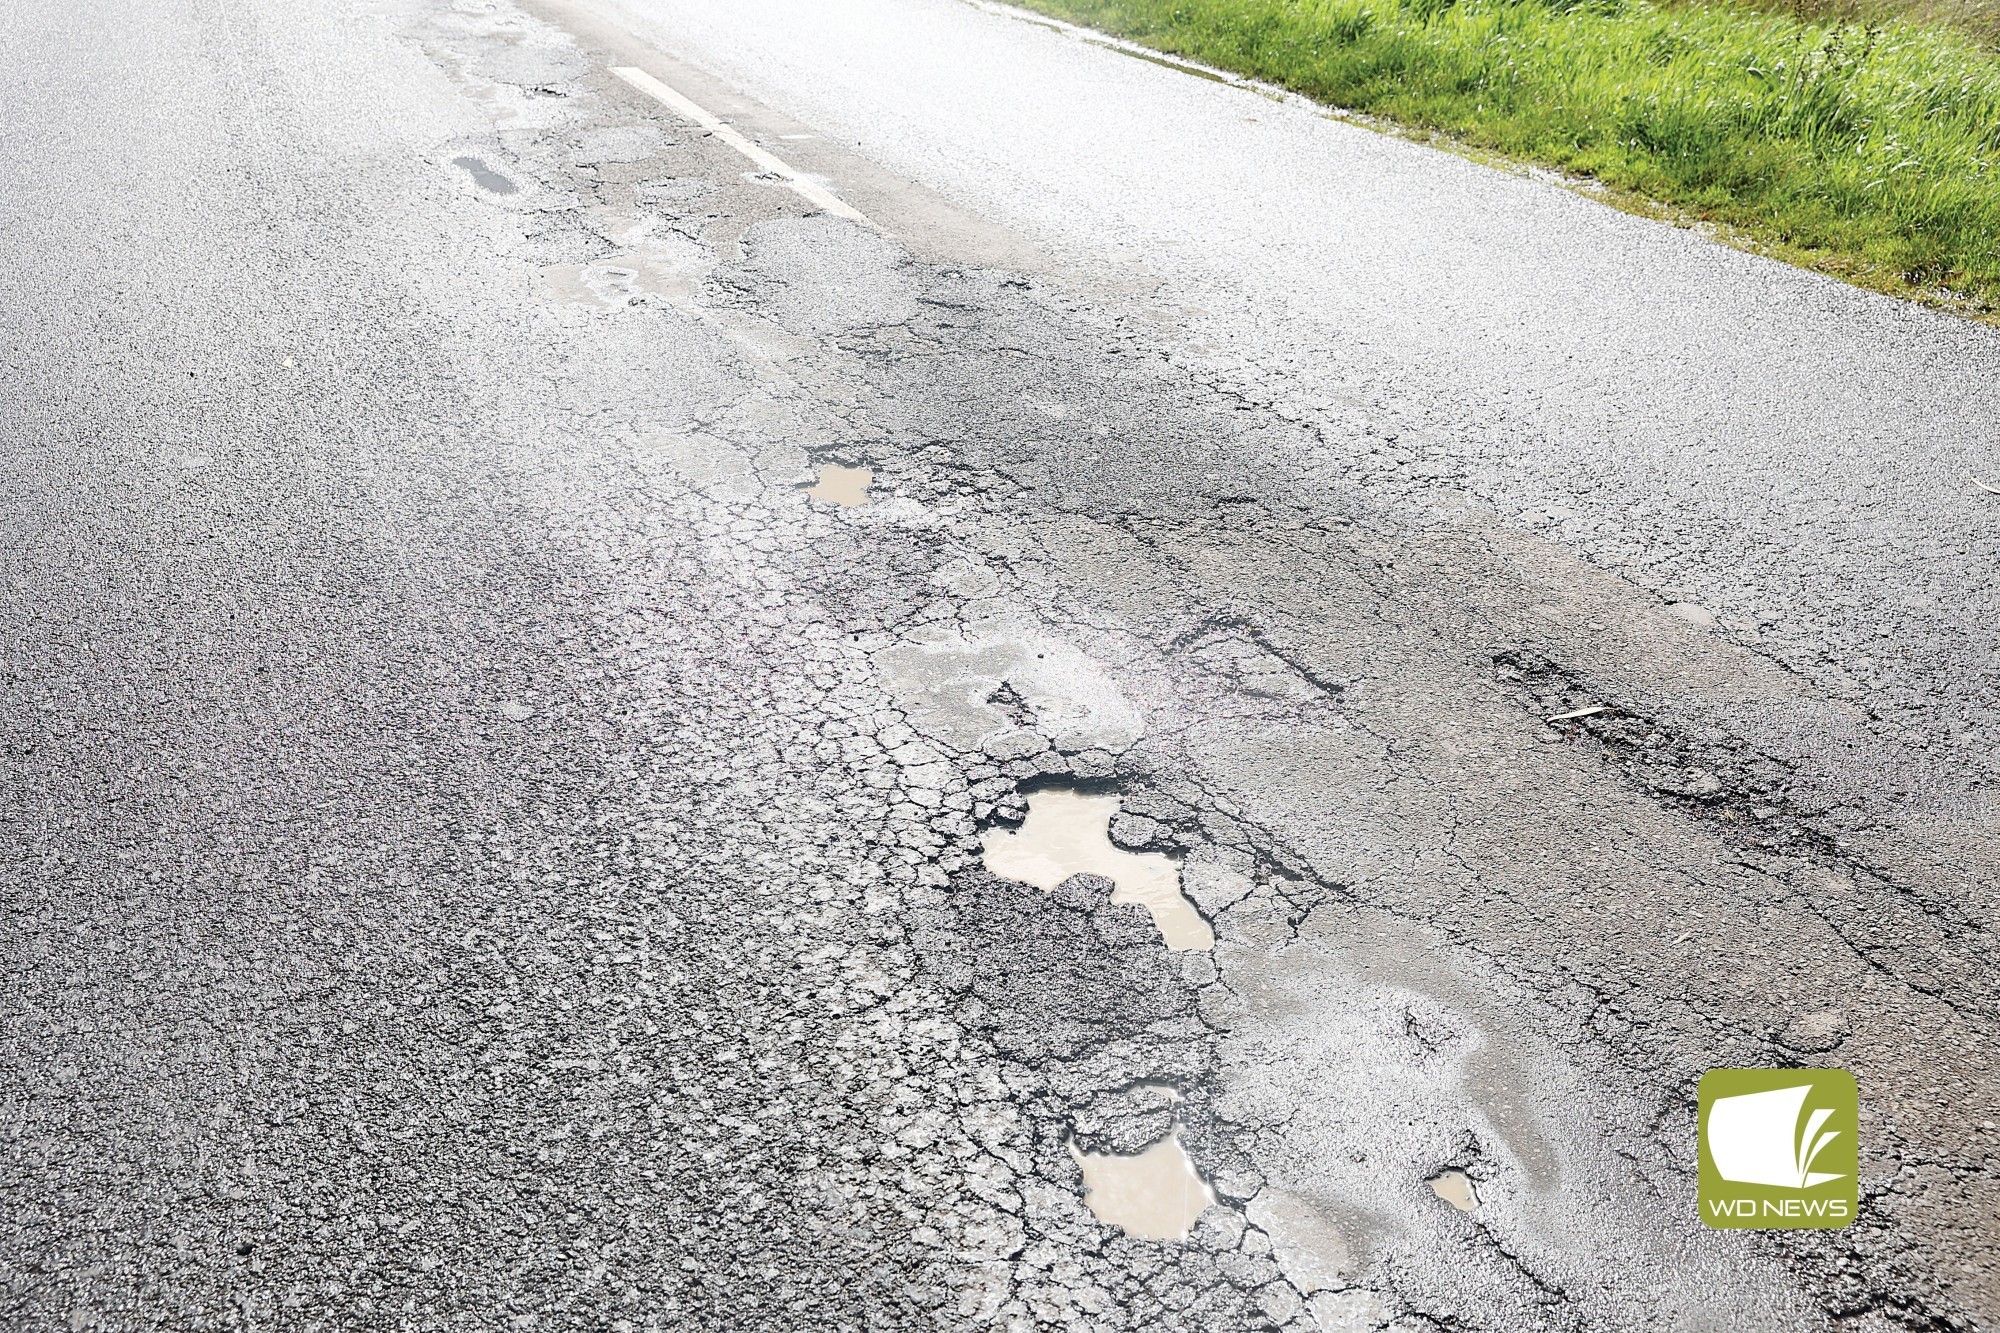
[1017,0,2000,313]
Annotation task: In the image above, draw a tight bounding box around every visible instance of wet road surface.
[1,1,1995,1330]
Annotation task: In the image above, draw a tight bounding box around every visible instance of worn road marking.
[609,66,872,226]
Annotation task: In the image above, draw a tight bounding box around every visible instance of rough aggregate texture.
[1,0,1995,1331]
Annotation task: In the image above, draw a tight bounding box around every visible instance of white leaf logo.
[1705,1084,1845,1189]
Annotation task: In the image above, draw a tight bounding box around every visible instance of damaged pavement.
[1,0,1995,1330]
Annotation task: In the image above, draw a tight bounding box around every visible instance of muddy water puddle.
[1428,1169,1479,1211]
[805,464,873,507]
[1070,1131,1215,1241]
[982,789,1212,950]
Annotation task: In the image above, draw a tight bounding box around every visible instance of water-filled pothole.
[452,155,517,195]
[982,789,1212,951]
[805,464,872,507]
[1428,1169,1479,1211]
[1070,1130,1215,1241]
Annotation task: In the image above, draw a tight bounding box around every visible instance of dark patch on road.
[453,155,518,194]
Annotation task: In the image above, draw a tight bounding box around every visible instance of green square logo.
[1698,1068,1857,1229]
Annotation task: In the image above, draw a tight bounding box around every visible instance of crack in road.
[2,0,1995,1330]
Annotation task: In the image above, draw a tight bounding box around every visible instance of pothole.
[805,464,872,507]
[1427,1169,1479,1211]
[982,789,1213,951]
[872,620,1144,755]
[1070,1130,1216,1241]
[452,155,517,195]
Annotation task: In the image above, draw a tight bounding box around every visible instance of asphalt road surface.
[2,1,1995,1330]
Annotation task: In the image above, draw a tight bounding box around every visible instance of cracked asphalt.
[2,1,1995,1331]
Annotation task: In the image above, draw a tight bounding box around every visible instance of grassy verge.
[1014,0,2000,313]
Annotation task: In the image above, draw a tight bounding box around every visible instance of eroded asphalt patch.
[1,1,1994,1331]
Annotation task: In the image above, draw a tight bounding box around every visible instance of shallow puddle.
[452,155,517,195]
[1428,1169,1479,1211]
[1071,1131,1215,1241]
[805,464,872,507]
[983,789,1212,951]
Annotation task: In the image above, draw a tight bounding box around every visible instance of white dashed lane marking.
[609,65,873,226]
